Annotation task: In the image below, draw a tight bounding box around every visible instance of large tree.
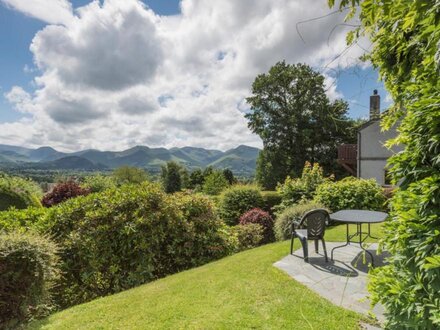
[329,0,440,328]
[246,61,357,189]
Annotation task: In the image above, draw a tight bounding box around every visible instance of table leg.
[359,222,375,266]
[331,223,350,261]
[367,223,379,240]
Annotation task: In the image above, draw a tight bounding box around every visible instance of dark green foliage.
[255,149,287,190]
[219,185,264,226]
[260,190,282,214]
[246,62,358,189]
[112,166,149,186]
[274,202,326,241]
[330,0,439,326]
[232,223,264,251]
[368,177,440,329]
[202,171,229,195]
[202,166,214,178]
[222,168,236,185]
[188,168,205,190]
[161,161,183,193]
[0,231,59,329]
[239,208,274,243]
[314,177,386,212]
[44,183,230,307]
[41,180,90,207]
[0,173,42,211]
[277,162,330,208]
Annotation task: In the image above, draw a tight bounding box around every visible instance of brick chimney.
[369,89,380,120]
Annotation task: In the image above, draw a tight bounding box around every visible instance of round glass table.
[329,210,388,266]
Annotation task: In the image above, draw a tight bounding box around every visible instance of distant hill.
[0,144,260,175]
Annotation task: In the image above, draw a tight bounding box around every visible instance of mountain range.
[0,144,260,175]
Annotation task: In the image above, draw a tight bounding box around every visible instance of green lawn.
[29,224,383,330]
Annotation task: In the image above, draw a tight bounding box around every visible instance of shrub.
[0,231,59,329]
[0,207,48,233]
[274,202,326,240]
[81,174,116,193]
[203,171,229,195]
[41,180,90,207]
[314,177,386,212]
[0,173,42,211]
[112,166,149,186]
[219,185,264,225]
[261,190,282,214]
[277,162,330,207]
[239,208,274,243]
[233,223,264,251]
[44,183,230,307]
[368,177,440,328]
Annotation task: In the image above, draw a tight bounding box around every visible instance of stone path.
[274,242,388,327]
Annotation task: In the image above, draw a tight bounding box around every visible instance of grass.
[29,224,383,330]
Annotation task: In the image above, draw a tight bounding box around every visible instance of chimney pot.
[370,90,380,120]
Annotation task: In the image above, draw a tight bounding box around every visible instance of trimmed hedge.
[275,202,326,241]
[44,183,231,307]
[0,231,59,329]
[261,191,282,214]
[219,185,264,226]
[314,177,386,212]
[0,173,42,211]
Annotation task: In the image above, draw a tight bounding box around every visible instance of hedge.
[314,177,386,212]
[261,191,282,214]
[219,185,264,226]
[43,183,231,307]
[0,231,59,329]
[0,173,42,211]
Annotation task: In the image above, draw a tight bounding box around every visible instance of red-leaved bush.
[42,181,90,208]
[239,208,274,243]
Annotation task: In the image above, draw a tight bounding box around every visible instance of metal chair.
[290,209,329,262]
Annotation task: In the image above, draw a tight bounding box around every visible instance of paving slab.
[274,242,388,326]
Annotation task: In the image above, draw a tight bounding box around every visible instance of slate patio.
[274,242,388,327]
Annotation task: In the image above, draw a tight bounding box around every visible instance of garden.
[1,0,439,328]
[0,161,389,329]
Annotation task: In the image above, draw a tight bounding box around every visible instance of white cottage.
[338,90,402,186]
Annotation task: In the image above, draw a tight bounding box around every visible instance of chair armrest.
[291,219,301,232]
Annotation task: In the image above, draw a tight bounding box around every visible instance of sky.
[0,0,391,152]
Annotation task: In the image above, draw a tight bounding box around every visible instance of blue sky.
[0,0,181,122]
[0,0,390,151]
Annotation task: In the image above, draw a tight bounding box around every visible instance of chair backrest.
[299,209,329,239]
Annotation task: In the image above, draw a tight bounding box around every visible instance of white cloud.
[0,0,73,25]
[2,0,367,152]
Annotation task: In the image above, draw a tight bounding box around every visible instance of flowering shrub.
[41,180,90,207]
[277,162,331,207]
[239,208,274,243]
